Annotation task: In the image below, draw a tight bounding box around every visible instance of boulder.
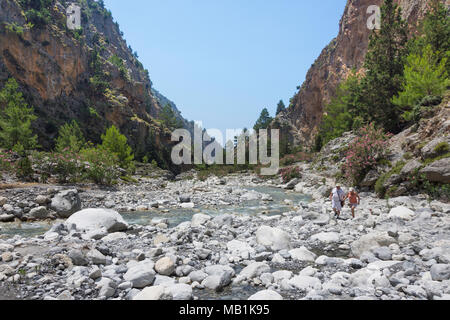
[256,226,291,251]
[360,169,381,188]
[248,290,283,300]
[0,196,7,206]
[65,209,128,233]
[389,206,416,220]
[288,276,322,292]
[191,214,211,228]
[164,284,192,300]
[351,232,397,258]
[155,257,175,276]
[50,189,81,218]
[238,262,270,280]
[400,159,423,176]
[123,260,156,288]
[29,206,49,219]
[289,247,317,262]
[0,214,15,223]
[430,264,450,281]
[420,158,450,183]
[421,137,450,159]
[133,285,171,300]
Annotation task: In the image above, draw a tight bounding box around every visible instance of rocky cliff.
[0,0,185,169]
[279,0,432,148]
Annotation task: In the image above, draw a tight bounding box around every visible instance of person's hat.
[350,187,355,192]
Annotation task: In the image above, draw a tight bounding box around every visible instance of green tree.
[276,100,286,115]
[0,78,38,152]
[393,45,449,118]
[421,0,450,64]
[317,72,363,147]
[159,104,183,130]
[100,125,134,169]
[254,108,273,131]
[360,0,408,133]
[55,120,86,152]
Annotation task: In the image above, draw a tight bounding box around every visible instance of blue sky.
[103,0,347,135]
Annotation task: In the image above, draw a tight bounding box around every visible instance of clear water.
[0,186,311,239]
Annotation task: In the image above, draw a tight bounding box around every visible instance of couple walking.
[329,184,360,219]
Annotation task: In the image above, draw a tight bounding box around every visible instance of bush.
[15,156,33,180]
[0,150,14,171]
[434,142,450,156]
[279,166,301,183]
[81,147,120,185]
[342,123,392,185]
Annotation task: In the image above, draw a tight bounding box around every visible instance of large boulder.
[288,276,322,292]
[50,189,81,218]
[351,232,397,258]
[65,209,128,233]
[256,226,291,251]
[123,260,156,288]
[360,169,381,188]
[400,159,423,176]
[420,158,450,183]
[421,137,450,159]
[389,206,416,220]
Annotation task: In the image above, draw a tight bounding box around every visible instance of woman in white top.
[329,184,345,218]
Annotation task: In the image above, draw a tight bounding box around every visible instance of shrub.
[81,147,120,185]
[434,142,450,156]
[279,166,301,183]
[342,123,392,185]
[0,150,14,171]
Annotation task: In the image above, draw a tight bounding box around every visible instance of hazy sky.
[103,0,347,135]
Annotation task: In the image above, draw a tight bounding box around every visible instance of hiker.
[329,184,345,218]
[345,187,361,219]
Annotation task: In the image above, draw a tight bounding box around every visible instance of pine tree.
[253,108,273,131]
[422,0,450,64]
[160,104,183,130]
[393,45,449,120]
[360,0,408,133]
[276,100,286,115]
[101,125,134,169]
[318,72,363,146]
[55,120,86,152]
[0,78,38,152]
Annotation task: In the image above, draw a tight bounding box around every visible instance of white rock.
[133,285,171,300]
[65,209,128,233]
[289,247,317,262]
[123,260,156,288]
[248,290,283,300]
[256,226,291,251]
[389,206,415,220]
[191,214,211,228]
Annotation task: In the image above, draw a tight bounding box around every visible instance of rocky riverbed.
[1,165,450,301]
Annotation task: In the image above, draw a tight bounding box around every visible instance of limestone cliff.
[280,0,433,148]
[0,0,185,169]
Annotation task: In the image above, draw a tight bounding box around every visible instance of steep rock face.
[0,0,183,169]
[281,0,431,148]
